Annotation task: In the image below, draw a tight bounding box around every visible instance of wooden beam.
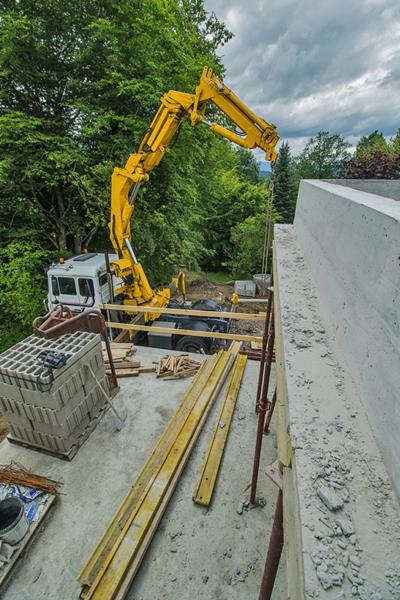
[192,353,247,506]
[101,303,265,322]
[237,298,269,303]
[105,321,263,344]
[80,352,234,599]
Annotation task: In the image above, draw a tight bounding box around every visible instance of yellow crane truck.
[47,67,279,352]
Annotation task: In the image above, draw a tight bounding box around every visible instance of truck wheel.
[175,336,208,354]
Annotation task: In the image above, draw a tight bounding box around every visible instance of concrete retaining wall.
[294,179,400,497]
[323,179,400,201]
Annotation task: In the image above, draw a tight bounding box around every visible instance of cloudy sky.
[204,0,400,158]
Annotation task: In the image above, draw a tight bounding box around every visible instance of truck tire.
[174,336,208,354]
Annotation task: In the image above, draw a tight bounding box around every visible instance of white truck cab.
[47,252,123,312]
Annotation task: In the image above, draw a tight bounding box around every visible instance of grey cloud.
[205,0,400,153]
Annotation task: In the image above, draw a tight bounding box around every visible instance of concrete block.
[0,332,100,389]
[252,273,271,296]
[0,332,109,455]
[233,280,257,297]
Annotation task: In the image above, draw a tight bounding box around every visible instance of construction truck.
[46,67,279,352]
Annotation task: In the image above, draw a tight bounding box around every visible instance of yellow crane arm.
[109,66,279,306]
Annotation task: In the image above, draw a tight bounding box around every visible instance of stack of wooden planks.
[103,343,141,378]
[78,345,242,599]
[155,354,201,380]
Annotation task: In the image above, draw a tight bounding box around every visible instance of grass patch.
[203,271,233,285]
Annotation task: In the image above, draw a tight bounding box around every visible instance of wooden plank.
[228,341,242,355]
[109,343,135,350]
[101,303,265,321]
[105,321,262,344]
[282,465,306,600]
[107,369,139,378]
[273,243,292,468]
[104,361,141,370]
[113,353,236,600]
[78,356,218,588]
[251,340,262,350]
[237,298,268,303]
[81,352,234,600]
[192,354,247,507]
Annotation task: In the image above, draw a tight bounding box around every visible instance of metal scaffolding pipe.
[255,286,273,414]
[250,308,274,504]
[258,489,283,600]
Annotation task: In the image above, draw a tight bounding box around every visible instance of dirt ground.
[186,279,266,341]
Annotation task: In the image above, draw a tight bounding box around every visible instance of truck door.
[50,276,79,307]
[78,278,96,307]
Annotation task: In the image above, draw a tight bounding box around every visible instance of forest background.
[0,0,399,350]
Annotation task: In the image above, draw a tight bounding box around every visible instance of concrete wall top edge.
[300,179,400,221]
[322,179,400,202]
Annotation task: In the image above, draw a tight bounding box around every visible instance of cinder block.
[1,331,110,457]
[3,410,34,431]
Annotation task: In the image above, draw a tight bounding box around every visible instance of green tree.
[357,130,388,155]
[228,197,280,278]
[295,131,351,179]
[0,241,53,350]
[235,148,261,184]
[344,129,400,179]
[391,129,400,152]
[196,143,269,271]
[0,0,231,260]
[272,141,297,223]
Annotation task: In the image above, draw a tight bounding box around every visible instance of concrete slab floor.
[0,346,285,600]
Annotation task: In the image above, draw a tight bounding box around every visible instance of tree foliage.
[0,241,54,349]
[272,141,297,223]
[295,131,351,179]
[1,0,399,352]
[228,195,280,278]
[344,129,400,179]
[0,0,231,258]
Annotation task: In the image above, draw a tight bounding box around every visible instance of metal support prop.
[258,489,283,600]
[264,387,277,434]
[250,306,274,504]
[255,285,273,414]
[85,365,126,431]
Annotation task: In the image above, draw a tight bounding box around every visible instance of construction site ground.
[0,345,284,600]
[185,277,267,340]
[0,279,265,446]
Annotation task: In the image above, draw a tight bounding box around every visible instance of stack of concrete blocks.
[0,331,109,457]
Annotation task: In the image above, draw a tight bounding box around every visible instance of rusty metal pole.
[258,489,283,600]
[250,311,274,504]
[255,286,273,414]
[264,387,277,434]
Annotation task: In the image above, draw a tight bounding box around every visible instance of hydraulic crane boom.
[109,66,279,310]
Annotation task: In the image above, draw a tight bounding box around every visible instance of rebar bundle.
[0,460,63,495]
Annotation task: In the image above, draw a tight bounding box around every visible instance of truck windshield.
[57,277,77,296]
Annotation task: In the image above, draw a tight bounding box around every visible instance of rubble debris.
[317,484,344,511]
